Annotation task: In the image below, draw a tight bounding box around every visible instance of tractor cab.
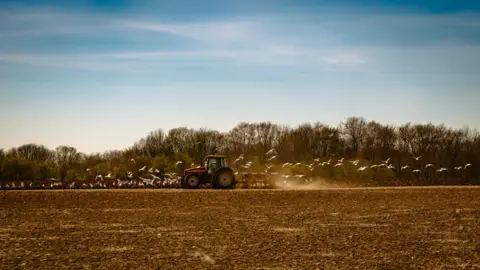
[205,155,228,175]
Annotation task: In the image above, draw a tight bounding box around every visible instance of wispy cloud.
[0,49,339,71]
[120,20,258,45]
[322,53,365,66]
[0,53,235,72]
[1,4,480,74]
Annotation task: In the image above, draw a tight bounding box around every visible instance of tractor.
[182,155,236,189]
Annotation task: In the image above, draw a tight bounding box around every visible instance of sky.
[1,0,479,153]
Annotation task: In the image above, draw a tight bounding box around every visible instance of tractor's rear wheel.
[183,175,201,189]
[213,168,236,189]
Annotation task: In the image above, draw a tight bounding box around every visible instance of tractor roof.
[206,154,228,158]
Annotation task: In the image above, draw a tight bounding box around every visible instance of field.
[1,187,480,269]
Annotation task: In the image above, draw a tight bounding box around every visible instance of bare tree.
[55,146,81,181]
[341,116,367,156]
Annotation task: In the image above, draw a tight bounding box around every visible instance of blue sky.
[1,0,479,153]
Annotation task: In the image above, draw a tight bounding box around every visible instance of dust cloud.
[270,177,357,190]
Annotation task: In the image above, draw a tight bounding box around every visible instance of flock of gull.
[236,150,472,176]
[0,150,474,190]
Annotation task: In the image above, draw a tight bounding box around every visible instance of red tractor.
[182,155,236,189]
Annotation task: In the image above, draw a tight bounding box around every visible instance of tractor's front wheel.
[183,175,201,189]
[213,168,236,189]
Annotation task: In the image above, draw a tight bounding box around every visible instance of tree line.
[1,117,478,186]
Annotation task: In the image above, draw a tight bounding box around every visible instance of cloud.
[117,19,275,53]
[120,21,256,43]
[0,53,229,72]
[2,4,480,74]
[321,53,365,66]
[0,49,324,71]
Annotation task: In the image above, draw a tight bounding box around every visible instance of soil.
[1,187,480,269]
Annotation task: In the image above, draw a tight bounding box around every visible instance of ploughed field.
[1,187,480,269]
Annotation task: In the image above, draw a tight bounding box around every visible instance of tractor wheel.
[183,175,201,189]
[213,168,236,189]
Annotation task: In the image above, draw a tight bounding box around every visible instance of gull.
[120,179,130,186]
[350,160,359,166]
[233,154,244,164]
[241,164,251,169]
[338,158,344,163]
[465,163,472,168]
[165,172,177,178]
[321,159,332,166]
[401,165,410,170]
[268,155,277,161]
[139,166,146,171]
[140,177,154,186]
[358,166,368,171]
[282,163,292,168]
[413,156,422,161]
[334,163,343,168]
[425,164,434,169]
[175,161,183,166]
[381,158,391,164]
[437,168,448,172]
[413,169,421,173]
[266,149,276,156]
[265,165,273,172]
